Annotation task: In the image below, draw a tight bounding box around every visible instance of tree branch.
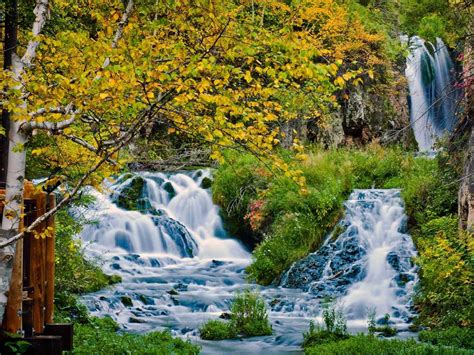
[0,89,176,249]
[102,0,134,68]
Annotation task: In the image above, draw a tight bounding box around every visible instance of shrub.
[199,290,272,340]
[419,327,474,350]
[199,320,237,340]
[414,216,473,328]
[304,334,473,355]
[367,311,397,337]
[303,303,349,348]
[231,290,273,337]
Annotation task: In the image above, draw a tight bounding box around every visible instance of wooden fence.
[0,182,72,354]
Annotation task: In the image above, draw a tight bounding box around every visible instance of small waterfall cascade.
[281,189,418,325]
[78,170,249,265]
[405,36,459,151]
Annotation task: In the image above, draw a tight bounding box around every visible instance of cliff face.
[309,65,414,148]
[458,37,474,231]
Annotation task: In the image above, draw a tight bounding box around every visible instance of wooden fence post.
[30,191,47,334]
[45,193,55,324]
[2,181,35,334]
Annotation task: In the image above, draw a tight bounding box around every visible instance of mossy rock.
[162,182,176,199]
[121,296,133,307]
[115,176,146,211]
[201,177,213,189]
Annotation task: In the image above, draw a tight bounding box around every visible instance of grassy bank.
[305,334,473,355]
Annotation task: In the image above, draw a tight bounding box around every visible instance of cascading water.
[281,189,418,327]
[78,173,418,353]
[405,36,459,151]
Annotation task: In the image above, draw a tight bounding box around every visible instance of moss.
[200,176,213,189]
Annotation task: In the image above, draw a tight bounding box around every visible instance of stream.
[78,171,418,354]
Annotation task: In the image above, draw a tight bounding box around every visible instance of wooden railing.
[0,182,72,353]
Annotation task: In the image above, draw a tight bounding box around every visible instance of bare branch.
[102,0,134,68]
[62,133,118,165]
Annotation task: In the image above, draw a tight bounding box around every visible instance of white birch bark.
[0,0,49,318]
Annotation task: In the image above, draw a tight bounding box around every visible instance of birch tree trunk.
[0,0,49,318]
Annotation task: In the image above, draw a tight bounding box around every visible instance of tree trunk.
[0,0,18,184]
[0,0,49,319]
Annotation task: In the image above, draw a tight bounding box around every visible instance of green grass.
[199,320,237,340]
[73,317,200,354]
[304,334,474,355]
[418,327,474,350]
[199,290,272,340]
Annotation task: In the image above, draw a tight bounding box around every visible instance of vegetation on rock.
[200,290,272,340]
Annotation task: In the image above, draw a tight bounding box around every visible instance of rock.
[167,289,179,296]
[281,218,365,298]
[114,176,146,211]
[200,177,212,189]
[458,129,474,231]
[210,259,225,267]
[151,216,198,258]
[162,182,176,199]
[386,252,401,272]
[110,263,121,270]
[393,273,414,287]
[138,294,154,305]
[219,312,232,320]
[129,317,146,324]
[121,296,133,307]
[174,283,188,292]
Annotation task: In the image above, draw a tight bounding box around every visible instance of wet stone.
[387,252,401,272]
[174,283,188,292]
[138,294,155,305]
[129,317,147,324]
[121,296,133,307]
[219,312,232,320]
[167,289,179,296]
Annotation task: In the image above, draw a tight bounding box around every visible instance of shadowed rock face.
[281,221,366,298]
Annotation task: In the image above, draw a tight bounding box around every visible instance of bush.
[199,290,272,340]
[304,334,473,355]
[74,316,200,354]
[419,327,474,350]
[199,320,237,340]
[414,217,473,328]
[303,303,349,348]
[231,290,273,337]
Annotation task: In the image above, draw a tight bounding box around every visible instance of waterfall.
[281,189,418,324]
[405,36,458,151]
[78,170,249,265]
[79,180,418,352]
